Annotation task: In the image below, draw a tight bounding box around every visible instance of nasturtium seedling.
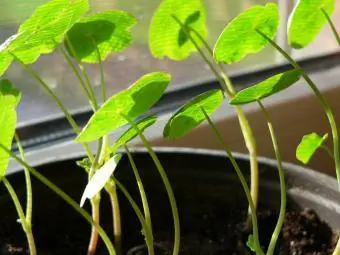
[164,89,223,139]
[296,133,328,164]
[0,80,21,180]
[230,69,302,105]
[149,0,207,60]
[80,153,122,207]
[288,0,336,49]
[214,3,279,64]
[66,10,136,63]
[111,115,157,153]
[77,72,171,142]
[3,0,89,65]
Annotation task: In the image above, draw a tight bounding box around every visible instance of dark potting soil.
[0,200,336,255]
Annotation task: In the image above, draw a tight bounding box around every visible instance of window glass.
[1,0,338,126]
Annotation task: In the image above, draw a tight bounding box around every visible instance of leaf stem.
[93,39,107,102]
[201,107,264,255]
[0,143,116,255]
[257,101,286,255]
[256,29,340,189]
[172,16,260,213]
[124,145,153,243]
[124,115,180,255]
[321,8,340,46]
[111,177,155,255]
[14,133,33,225]
[3,177,36,255]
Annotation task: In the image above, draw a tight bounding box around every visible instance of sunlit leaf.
[111,116,157,152]
[296,133,328,164]
[66,10,136,63]
[4,0,89,64]
[0,52,13,77]
[149,0,207,60]
[288,0,336,49]
[0,80,21,180]
[76,72,170,142]
[80,154,122,207]
[214,3,279,64]
[164,89,223,139]
[230,69,302,105]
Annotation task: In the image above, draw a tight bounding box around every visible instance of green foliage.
[111,116,157,153]
[288,0,336,49]
[246,235,256,252]
[230,69,302,105]
[1,0,89,66]
[66,10,136,63]
[76,72,171,142]
[76,158,92,172]
[0,80,21,180]
[80,154,122,207]
[149,0,207,60]
[164,89,223,139]
[296,133,328,164]
[214,3,279,64]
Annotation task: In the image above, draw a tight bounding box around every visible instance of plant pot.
[1,148,339,255]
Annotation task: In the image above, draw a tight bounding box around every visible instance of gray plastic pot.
[1,148,339,254]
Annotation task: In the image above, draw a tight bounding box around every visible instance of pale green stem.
[257,101,286,255]
[123,115,180,255]
[0,143,116,255]
[14,133,32,225]
[201,107,264,255]
[111,177,154,255]
[10,53,95,162]
[173,16,259,212]
[124,145,153,243]
[256,29,340,189]
[256,29,340,255]
[321,145,334,160]
[92,39,106,102]
[321,8,340,46]
[3,177,36,255]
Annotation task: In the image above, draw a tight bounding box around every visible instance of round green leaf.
[214,3,279,64]
[0,79,21,180]
[164,89,223,139]
[111,115,157,153]
[66,10,136,63]
[149,0,207,60]
[296,133,328,164]
[76,72,171,142]
[5,0,89,64]
[230,69,302,105]
[288,0,336,49]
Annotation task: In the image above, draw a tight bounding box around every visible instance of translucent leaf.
[0,80,21,180]
[246,235,256,252]
[5,0,89,64]
[80,154,122,207]
[296,133,328,164]
[230,69,302,105]
[149,0,207,60]
[288,0,336,49]
[66,10,136,63]
[76,72,170,142]
[111,116,157,152]
[164,89,223,139]
[0,52,13,77]
[214,3,279,64]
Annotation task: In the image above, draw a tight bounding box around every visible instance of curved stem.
[321,8,340,46]
[256,29,340,189]
[14,133,32,225]
[124,115,180,255]
[111,178,154,255]
[0,143,116,255]
[3,177,37,255]
[93,39,106,102]
[257,101,286,255]
[172,16,259,213]
[124,145,153,240]
[201,108,264,255]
